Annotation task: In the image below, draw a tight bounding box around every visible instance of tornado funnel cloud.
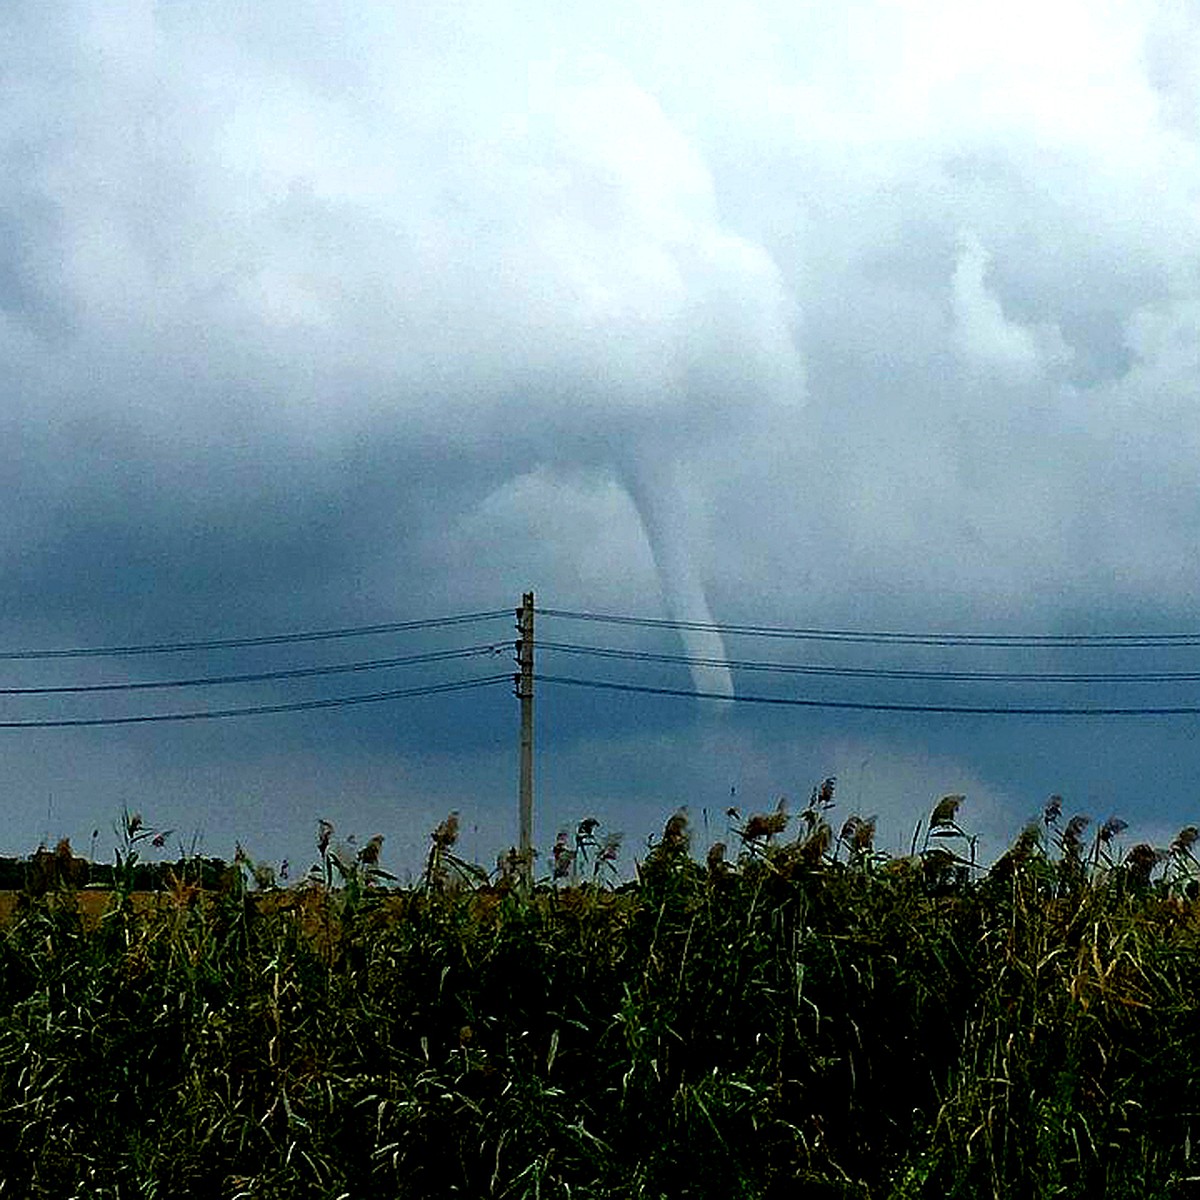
[624,461,735,701]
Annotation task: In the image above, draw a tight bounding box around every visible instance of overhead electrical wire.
[10,601,1200,728]
[536,674,1200,717]
[0,674,512,728]
[8,603,1200,662]
[538,641,1200,685]
[538,607,1200,648]
[0,644,508,695]
[0,609,513,661]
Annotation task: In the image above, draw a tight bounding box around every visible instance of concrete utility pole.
[516,591,535,872]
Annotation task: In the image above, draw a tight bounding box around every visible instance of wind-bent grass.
[2,793,1200,1197]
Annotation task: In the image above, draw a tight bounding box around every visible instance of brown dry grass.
[0,889,206,929]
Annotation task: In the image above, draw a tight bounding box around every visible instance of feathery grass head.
[799,821,833,865]
[930,795,965,828]
[317,819,334,857]
[743,808,789,842]
[988,823,1043,882]
[1061,814,1091,854]
[552,831,576,881]
[836,814,876,861]
[1171,826,1199,857]
[852,816,876,853]
[662,810,690,854]
[810,777,837,809]
[597,832,622,864]
[1099,817,1128,844]
[357,835,384,867]
[432,812,460,851]
[1125,842,1161,889]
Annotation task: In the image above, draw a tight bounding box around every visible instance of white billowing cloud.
[447,467,660,612]
[5,0,1200,633]
[455,55,804,439]
[951,231,1071,381]
[1143,0,1200,136]
[4,16,801,435]
[431,56,803,691]
[951,232,1039,378]
[3,12,803,693]
[11,0,1200,865]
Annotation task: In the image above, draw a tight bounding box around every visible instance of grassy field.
[2,789,1200,1198]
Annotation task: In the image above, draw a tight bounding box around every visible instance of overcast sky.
[4,0,1200,878]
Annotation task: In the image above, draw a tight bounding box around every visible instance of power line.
[18,635,1200,698]
[12,601,1200,661]
[0,674,512,728]
[0,609,513,661]
[537,674,1200,716]
[14,636,1200,700]
[539,607,1200,648]
[538,641,1200,684]
[0,644,508,695]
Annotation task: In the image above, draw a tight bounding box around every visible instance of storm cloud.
[4,0,1200,873]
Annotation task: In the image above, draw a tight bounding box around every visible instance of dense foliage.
[2,793,1200,1198]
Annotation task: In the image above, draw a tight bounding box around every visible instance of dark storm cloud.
[4,0,1200,872]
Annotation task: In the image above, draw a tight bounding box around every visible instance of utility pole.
[515,591,535,875]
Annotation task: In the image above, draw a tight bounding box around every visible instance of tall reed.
[1,796,1198,1197]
